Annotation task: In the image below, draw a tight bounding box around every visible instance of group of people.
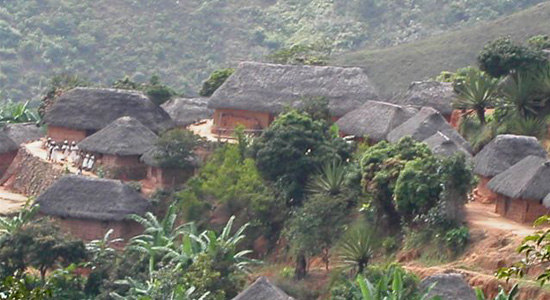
[43,138,95,174]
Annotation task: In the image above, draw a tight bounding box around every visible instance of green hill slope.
[334,2,550,97]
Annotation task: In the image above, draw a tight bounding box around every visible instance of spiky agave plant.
[453,69,499,125]
[501,115,548,140]
[337,226,373,275]
[306,160,348,196]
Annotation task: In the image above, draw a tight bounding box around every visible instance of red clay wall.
[146,166,194,189]
[55,217,143,244]
[47,126,87,143]
[495,196,549,223]
[100,155,147,181]
[0,151,17,178]
[211,109,271,134]
[476,176,498,203]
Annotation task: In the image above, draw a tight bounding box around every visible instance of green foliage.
[0,100,39,125]
[528,35,550,50]
[154,129,203,169]
[306,160,349,196]
[0,203,39,237]
[475,284,518,300]
[478,37,547,78]
[145,75,176,105]
[337,226,375,275]
[443,226,470,253]
[0,275,52,300]
[267,44,329,66]
[453,68,500,124]
[199,68,234,97]
[299,96,332,122]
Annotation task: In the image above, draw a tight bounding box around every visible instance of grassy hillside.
[334,2,550,97]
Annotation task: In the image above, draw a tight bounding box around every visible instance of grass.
[333,2,550,97]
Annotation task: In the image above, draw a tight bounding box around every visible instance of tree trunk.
[294,252,307,279]
[476,108,486,125]
[323,248,330,271]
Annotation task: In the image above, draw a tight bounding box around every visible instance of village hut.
[140,146,198,189]
[208,61,379,135]
[423,131,473,160]
[335,100,418,142]
[394,81,455,121]
[43,88,174,142]
[78,116,158,180]
[161,97,213,128]
[35,175,152,241]
[386,107,472,153]
[0,132,19,177]
[1,123,43,145]
[487,156,550,223]
[473,134,547,202]
[232,277,294,300]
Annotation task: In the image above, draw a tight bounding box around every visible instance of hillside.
[0,0,546,102]
[334,1,550,97]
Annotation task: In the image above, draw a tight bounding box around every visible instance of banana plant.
[355,269,442,300]
[475,284,518,300]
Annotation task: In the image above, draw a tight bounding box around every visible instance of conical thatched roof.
[335,101,418,141]
[0,131,19,154]
[424,132,473,159]
[1,123,43,145]
[43,88,174,133]
[473,134,547,177]
[232,277,294,300]
[208,61,379,117]
[387,107,472,153]
[394,81,455,116]
[161,97,213,127]
[78,117,158,156]
[488,156,550,202]
[35,175,151,221]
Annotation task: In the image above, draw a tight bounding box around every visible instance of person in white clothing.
[86,155,95,171]
[69,141,79,163]
[82,154,90,170]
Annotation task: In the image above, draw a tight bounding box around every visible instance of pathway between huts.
[0,187,28,215]
[465,201,536,237]
[24,140,96,177]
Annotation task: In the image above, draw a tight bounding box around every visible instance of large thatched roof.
[1,123,43,145]
[387,107,472,153]
[208,61,379,117]
[232,277,294,300]
[161,97,213,127]
[43,88,174,133]
[488,156,550,202]
[35,175,151,221]
[393,81,455,116]
[0,131,19,154]
[335,101,418,141]
[424,132,473,159]
[473,134,547,177]
[78,117,158,156]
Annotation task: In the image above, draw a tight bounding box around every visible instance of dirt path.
[465,201,537,237]
[0,187,28,215]
[24,141,96,177]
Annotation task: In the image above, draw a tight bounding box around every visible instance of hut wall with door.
[494,196,549,223]
[212,109,272,135]
[100,154,147,180]
[53,216,143,243]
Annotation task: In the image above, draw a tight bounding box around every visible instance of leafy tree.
[145,75,176,105]
[299,96,331,122]
[199,68,234,97]
[267,44,329,66]
[452,68,500,124]
[153,129,203,169]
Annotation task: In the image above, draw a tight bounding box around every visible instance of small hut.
[140,147,197,189]
[487,156,550,223]
[161,97,213,128]
[35,175,151,241]
[208,61,379,135]
[78,116,158,180]
[0,132,18,177]
[1,123,43,145]
[394,81,455,121]
[232,277,294,300]
[423,131,473,159]
[473,135,547,202]
[335,100,418,142]
[386,107,472,153]
[43,88,174,142]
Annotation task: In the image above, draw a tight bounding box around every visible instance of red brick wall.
[55,217,143,244]
[99,155,147,180]
[47,126,87,143]
[146,166,194,189]
[0,151,17,178]
[477,176,498,203]
[212,109,271,134]
[495,195,549,223]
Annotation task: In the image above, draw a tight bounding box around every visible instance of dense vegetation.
[1,0,547,101]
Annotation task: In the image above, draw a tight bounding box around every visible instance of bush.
[199,68,234,97]
[444,226,470,254]
[478,37,547,77]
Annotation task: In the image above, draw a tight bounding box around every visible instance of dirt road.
[0,187,28,215]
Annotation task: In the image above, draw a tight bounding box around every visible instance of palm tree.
[306,160,348,196]
[453,69,499,125]
[337,227,373,275]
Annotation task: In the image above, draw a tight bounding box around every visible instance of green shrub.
[444,226,470,254]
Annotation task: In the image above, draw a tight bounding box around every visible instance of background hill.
[334,2,550,97]
[0,0,547,102]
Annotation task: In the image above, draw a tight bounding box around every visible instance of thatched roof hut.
[78,116,158,156]
[394,81,455,116]
[35,175,151,221]
[335,101,418,141]
[208,61,379,117]
[424,132,473,159]
[0,131,19,154]
[161,97,213,127]
[1,123,43,145]
[473,134,547,177]
[386,107,472,153]
[43,88,174,133]
[232,277,294,300]
[487,156,550,202]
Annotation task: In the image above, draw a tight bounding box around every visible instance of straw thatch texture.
[1,123,43,145]
[35,175,151,221]
[487,156,550,201]
[423,132,473,159]
[386,107,472,153]
[161,97,213,127]
[335,100,418,141]
[208,61,379,117]
[43,88,174,133]
[0,131,18,154]
[232,277,294,300]
[393,81,455,116]
[78,117,158,156]
[473,134,547,177]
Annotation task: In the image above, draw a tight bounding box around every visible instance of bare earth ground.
[24,141,96,177]
[0,187,28,215]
